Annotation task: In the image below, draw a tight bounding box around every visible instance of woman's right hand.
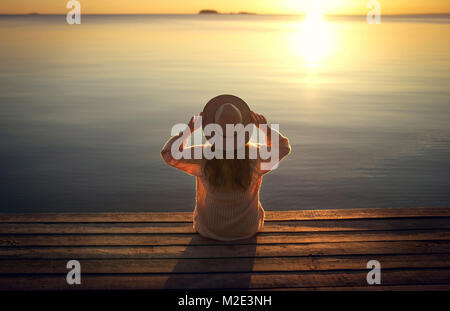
[251,111,267,128]
[188,112,203,133]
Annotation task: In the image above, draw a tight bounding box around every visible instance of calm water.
[0,14,449,213]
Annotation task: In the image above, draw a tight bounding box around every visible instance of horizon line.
[1,12,450,16]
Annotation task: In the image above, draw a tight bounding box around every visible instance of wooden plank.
[0,241,449,259]
[0,212,192,223]
[0,207,448,223]
[1,254,449,274]
[264,208,450,221]
[1,229,450,247]
[1,218,449,234]
[1,269,449,290]
[256,284,450,291]
[262,218,450,233]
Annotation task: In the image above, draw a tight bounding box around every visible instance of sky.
[0,0,449,15]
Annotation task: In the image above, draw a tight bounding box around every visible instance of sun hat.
[202,95,253,145]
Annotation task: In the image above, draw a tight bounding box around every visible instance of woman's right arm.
[160,114,203,176]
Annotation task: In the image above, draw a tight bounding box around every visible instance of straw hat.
[202,95,253,144]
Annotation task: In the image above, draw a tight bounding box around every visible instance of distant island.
[199,10,218,14]
[198,10,256,15]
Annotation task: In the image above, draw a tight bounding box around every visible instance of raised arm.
[160,114,203,176]
[251,111,291,174]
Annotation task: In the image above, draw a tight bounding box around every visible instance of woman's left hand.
[251,111,267,128]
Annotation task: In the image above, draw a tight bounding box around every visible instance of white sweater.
[193,165,265,241]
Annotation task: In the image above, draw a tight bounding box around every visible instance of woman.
[161,95,291,241]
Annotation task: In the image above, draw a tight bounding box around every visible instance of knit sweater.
[192,162,265,241]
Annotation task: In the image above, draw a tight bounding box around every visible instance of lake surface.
[0,14,449,212]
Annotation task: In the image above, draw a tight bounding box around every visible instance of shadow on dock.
[163,235,257,290]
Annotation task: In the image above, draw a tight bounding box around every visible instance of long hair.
[203,145,252,192]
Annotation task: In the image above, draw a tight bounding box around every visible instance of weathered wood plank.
[262,218,450,233]
[264,208,450,221]
[0,212,191,223]
[0,207,448,223]
[1,269,449,290]
[1,218,449,234]
[1,229,449,247]
[256,284,450,291]
[0,241,449,259]
[1,254,449,274]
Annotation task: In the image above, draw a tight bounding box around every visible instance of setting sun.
[301,16,328,67]
[289,8,333,69]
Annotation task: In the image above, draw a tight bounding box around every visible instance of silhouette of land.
[199,9,256,15]
[199,10,218,14]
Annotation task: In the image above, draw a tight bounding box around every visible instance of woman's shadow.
[163,235,257,290]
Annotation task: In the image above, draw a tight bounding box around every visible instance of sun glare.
[302,14,327,65]
[289,3,334,69]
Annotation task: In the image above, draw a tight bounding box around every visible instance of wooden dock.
[0,207,450,290]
